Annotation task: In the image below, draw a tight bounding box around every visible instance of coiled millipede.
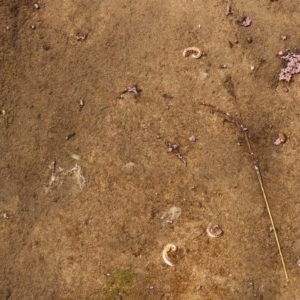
[206,223,224,238]
[162,243,177,266]
[183,47,202,59]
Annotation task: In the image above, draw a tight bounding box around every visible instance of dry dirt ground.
[1,0,300,299]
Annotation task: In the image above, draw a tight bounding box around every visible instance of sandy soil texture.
[1,1,300,299]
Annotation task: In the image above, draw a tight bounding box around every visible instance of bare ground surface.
[1,1,300,299]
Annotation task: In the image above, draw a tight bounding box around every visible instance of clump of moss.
[103,268,136,299]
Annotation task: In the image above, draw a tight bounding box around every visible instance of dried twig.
[167,143,187,166]
[200,76,289,282]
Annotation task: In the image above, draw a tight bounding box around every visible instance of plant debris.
[167,143,187,165]
[279,51,300,82]
[116,85,141,99]
[46,161,86,193]
[240,17,252,27]
[161,206,182,223]
[126,85,140,95]
[225,5,232,16]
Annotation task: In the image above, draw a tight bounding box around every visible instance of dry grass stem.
[200,98,289,282]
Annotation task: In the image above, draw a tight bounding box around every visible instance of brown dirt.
[1,1,300,299]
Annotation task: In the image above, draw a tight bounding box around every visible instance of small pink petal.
[241,17,252,27]
[189,135,196,142]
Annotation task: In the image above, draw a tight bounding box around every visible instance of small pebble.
[33,3,40,9]
[278,51,284,56]
[79,99,84,111]
[76,34,88,41]
[2,212,9,219]
[189,135,196,142]
[66,132,76,140]
[70,153,80,161]
[274,132,287,145]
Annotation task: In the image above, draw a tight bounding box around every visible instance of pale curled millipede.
[162,243,177,267]
[182,47,202,59]
[206,223,224,238]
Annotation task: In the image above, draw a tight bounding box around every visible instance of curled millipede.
[162,243,177,266]
[183,47,202,59]
[206,223,223,238]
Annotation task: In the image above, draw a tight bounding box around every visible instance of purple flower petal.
[241,17,252,27]
[279,52,300,82]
